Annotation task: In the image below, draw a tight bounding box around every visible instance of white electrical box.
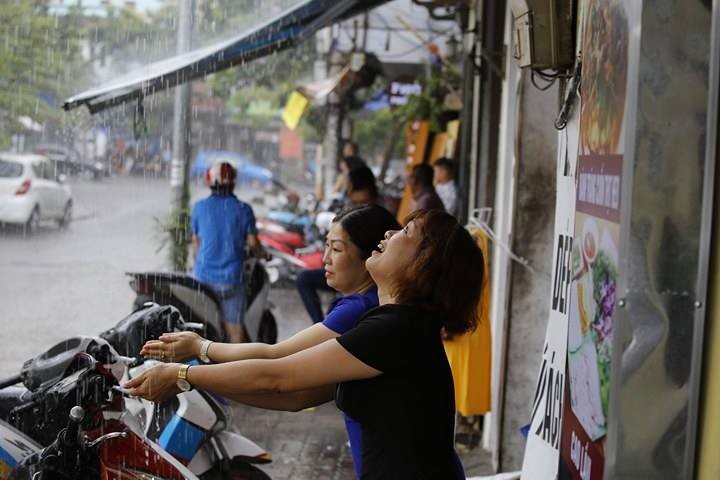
[510,0,575,70]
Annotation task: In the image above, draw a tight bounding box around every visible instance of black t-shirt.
[335,304,456,480]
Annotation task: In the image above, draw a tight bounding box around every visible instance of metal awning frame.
[63,0,387,114]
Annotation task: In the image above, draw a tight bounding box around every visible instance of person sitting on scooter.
[192,161,264,343]
[142,204,398,479]
[129,209,482,480]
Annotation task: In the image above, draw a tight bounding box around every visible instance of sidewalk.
[231,286,494,479]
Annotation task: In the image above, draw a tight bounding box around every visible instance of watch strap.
[200,340,214,363]
[178,363,190,382]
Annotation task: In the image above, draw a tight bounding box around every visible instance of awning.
[63,0,389,114]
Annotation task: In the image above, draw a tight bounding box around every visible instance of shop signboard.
[388,80,422,107]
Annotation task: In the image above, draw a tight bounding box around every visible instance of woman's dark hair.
[332,204,400,259]
[393,209,484,335]
[341,155,368,172]
[433,157,455,174]
[347,166,378,201]
[410,164,434,188]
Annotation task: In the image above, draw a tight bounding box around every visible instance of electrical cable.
[530,70,557,91]
[368,11,459,36]
[337,25,447,59]
[554,60,582,130]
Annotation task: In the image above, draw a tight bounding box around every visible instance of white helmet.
[205,161,237,188]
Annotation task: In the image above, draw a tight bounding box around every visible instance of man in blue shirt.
[192,161,263,343]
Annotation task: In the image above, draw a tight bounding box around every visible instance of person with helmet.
[192,161,263,343]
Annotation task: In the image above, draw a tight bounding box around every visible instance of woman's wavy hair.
[332,204,400,259]
[393,209,484,335]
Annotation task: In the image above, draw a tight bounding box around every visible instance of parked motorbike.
[100,303,272,478]
[0,346,198,479]
[258,224,324,286]
[127,256,277,344]
[0,313,272,479]
[257,194,345,286]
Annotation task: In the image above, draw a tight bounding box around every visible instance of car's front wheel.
[57,201,72,228]
[24,206,40,235]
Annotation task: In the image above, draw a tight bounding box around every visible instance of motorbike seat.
[20,336,105,391]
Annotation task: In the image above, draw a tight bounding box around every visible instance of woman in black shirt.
[126,209,485,479]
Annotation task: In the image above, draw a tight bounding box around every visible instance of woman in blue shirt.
[142,204,399,478]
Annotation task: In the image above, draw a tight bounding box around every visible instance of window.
[0,160,23,178]
[32,161,54,180]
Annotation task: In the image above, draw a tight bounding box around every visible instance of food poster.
[559,0,629,478]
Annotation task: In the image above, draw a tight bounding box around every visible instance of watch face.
[177,379,191,392]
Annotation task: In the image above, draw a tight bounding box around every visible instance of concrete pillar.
[498,74,559,470]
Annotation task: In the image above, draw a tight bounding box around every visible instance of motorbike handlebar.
[182,322,205,332]
[0,374,21,390]
[113,355,136,366]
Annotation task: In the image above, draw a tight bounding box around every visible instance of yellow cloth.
[443,228,492,416]
[281,90,310,130]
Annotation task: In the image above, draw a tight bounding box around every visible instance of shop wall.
[499,74,559,470]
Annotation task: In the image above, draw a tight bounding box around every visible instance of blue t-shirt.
[191,194,257,285]
[322,287,378,479]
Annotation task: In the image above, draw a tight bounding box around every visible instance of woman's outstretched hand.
[124,363,181,402]
[140,331,204,362]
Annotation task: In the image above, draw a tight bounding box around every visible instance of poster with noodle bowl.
[559,0,630,478]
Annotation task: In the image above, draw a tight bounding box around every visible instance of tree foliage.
[0,1,89,146]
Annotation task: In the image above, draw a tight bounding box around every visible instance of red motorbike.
[257,218,323,285]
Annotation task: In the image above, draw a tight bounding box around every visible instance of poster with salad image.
[567,210,619,439]
[560,152,623,480]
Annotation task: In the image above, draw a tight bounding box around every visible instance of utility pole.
[169,0,194,271]
[321,34,344,199]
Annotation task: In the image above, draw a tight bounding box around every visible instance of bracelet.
[199,340,214,364]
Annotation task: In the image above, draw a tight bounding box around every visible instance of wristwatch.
[176,364,192,392]
[199,340,214,364]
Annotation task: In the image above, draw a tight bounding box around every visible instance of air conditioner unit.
[510,0,575,70]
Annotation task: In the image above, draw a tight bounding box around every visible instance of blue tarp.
[63,0,389,114]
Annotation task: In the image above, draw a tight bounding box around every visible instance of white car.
[0,153,73,232]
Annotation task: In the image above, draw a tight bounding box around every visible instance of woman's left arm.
[125,338,380,402]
